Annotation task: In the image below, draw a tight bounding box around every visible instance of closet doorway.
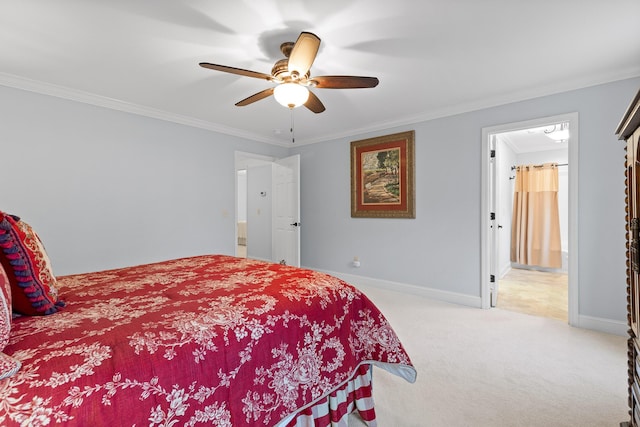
[235,151,275,260]
[234,151,301,267]
[481,113,579,325]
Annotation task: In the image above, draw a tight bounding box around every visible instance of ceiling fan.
[199,32,379,113]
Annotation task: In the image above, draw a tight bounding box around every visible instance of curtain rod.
[511,163,568,170]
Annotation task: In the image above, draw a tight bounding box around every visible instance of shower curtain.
[510,163,562,269]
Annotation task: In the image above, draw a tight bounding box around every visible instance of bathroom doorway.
[481,113,578,325]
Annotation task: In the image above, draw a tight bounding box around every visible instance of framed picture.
[351,130,415,218]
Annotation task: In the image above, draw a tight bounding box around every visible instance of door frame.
[234,151,300,265]
[480,112,579,326]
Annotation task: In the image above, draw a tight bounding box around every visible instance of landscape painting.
[351,130,415,218]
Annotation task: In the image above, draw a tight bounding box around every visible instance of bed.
[0,214,416,426]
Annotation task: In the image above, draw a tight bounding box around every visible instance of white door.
[272,154,300,267]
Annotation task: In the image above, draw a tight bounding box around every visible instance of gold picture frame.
[351,130,415,218]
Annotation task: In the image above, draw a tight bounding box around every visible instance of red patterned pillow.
[0,264,21,379]
[0,212,64,315]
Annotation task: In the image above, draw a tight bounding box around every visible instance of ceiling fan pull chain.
[290,108,295,143]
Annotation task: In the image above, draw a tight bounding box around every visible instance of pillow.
[0,212,64,315]
[0,264,21,379]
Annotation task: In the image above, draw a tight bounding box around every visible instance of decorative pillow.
[0,264,12,348]
[0,212,64,315]
[0,264,21,379]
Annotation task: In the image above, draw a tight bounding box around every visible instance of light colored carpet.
[348,284,628,427]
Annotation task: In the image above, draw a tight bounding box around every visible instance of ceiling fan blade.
[235,88,275,106]
[304,90,325,114]
[312,76,379,89]
[288,32,321,78]
[199,62,272,81]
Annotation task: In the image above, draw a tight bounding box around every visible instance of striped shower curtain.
[510,163,562,269]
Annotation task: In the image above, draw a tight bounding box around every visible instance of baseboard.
[310,267,629,337]
[499,264,511,279]
[576,314,628,337]
[313,268,483,309]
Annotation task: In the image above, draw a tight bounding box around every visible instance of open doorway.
[236,169,248,258]
[496,128,568,321]
[235,152,275,260]
[234,152,301,267]
[481,113,579,325]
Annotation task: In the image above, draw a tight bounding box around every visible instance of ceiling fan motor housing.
[272,58,309,83]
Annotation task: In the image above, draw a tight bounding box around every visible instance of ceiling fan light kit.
[544,123,570,143]
[199,31,379,114]
[273,83,309,109]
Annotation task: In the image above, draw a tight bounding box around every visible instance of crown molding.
[2,69,639,148]
[0,72,294,147]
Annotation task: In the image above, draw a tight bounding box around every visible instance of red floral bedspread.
[0,255,416,426]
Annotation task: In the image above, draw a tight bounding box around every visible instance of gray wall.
[247,164,273,261]
[0,85,287,275]
[237,170,247,222]
[1,77,639,329]
[292,77,640,325]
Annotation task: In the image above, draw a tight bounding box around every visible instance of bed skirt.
[277,364,377,427]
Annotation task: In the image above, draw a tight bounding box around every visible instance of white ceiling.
[1,1,639,147]
[501,123,570,154]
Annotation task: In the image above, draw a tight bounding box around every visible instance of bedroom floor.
[497,268,568,322]
[353,283,626,427]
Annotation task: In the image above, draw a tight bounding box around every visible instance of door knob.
[290,222,301,227]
